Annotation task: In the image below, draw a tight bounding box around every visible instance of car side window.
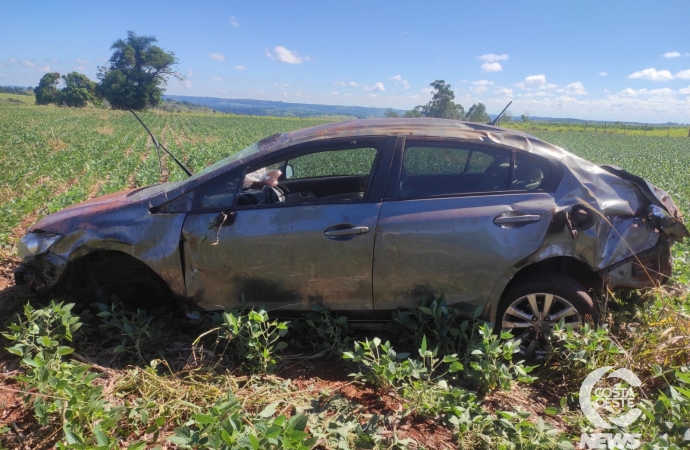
[403,146,469,174]
[194,171,241,210]
[510,154,552,191]
[286,147,377,179]
[399,142,511,198]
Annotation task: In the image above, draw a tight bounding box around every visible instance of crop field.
[0,105,689,449]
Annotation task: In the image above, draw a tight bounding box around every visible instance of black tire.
[497,271,599,358]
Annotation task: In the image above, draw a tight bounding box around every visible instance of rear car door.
[181,138,393,312]
[373,138,561,313]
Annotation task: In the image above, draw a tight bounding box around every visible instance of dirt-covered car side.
[15,119,689,351]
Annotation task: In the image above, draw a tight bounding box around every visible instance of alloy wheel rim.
[501,293,582,358]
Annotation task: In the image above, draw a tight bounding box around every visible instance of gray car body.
[18,119,689,322]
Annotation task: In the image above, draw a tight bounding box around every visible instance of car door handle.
[493,213,541,225]
[323,226,370,237]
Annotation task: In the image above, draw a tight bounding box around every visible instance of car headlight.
[17,232,63,259]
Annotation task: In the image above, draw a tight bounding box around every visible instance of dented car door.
[373,139,559,313]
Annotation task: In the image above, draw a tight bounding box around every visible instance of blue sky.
[2,0,690,122]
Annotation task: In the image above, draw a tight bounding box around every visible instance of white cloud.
[481,62,502,72]
[471,79,493,94]
[478,54,507,72]
[235,65,246,70]
[268,46,310,64]
[618,87,674,97]
[494,87,513,97]
[599,72,608,76]
[21,60,51,72]
[557,82,587,96]
[516,74,556,90]
[181,80,192,88]
[364,82,385,92]
[73,65,87,71]
[186,70,195,77]
[390,75,410,89]
[211,77,222,81]
[275,83,290,89]
[478,53,508,62]
[679,85,690,95]
[675,69,690,79]
[662,51,681,58]
[229,16,239,27]
[619,88,638,97]
[628,68,673,81]
[209,53,225,62]
[334,81,347,86]
[421,87,434,94]
[76,58,90,64]
[349,81,359,87]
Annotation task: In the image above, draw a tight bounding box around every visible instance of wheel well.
[505,257,602,294]
[64,250,172,307]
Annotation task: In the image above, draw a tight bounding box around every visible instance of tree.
[384,108,400,118]
[97,31,181,110]
[418,80,464,119]
[60,72,97,107]
[34,72,61,105]
[500,109,513,124]
[404,107,423,118]
[521,112,530,122]
[464,102,490,123]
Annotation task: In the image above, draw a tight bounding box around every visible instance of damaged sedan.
[15,118,689,351]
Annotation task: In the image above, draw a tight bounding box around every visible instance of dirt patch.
[96,125,114,136]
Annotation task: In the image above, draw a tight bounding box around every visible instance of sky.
[2,0,690,123]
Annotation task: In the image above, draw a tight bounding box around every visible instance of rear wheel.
[497,271,599,359]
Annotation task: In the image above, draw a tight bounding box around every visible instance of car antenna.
[488,100,513,126]
[128,109,193,177]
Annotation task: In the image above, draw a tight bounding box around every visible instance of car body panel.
[373,193,556,312]
[181,202,382,312]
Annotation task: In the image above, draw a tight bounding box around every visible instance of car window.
[510,154,552,191]
[403,146,469,174]
[287,147,377,179]
[195,171,241,210]
[399,142,511,198]
[467,151,494,173]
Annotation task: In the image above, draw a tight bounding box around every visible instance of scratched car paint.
[15,119,689,352]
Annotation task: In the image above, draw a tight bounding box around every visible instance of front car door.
[373,138,562,314]
[181,137,393,313]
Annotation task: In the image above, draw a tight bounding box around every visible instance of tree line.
[385,80,517,124]
[34,31,180,110]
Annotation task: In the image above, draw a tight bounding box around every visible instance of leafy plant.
[288,305,351,356]
[95,301,163,363]
[343,337,411,389]
[169,392,317,449]
[203,309,289,373]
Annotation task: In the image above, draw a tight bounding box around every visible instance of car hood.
[29,188,137,234]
